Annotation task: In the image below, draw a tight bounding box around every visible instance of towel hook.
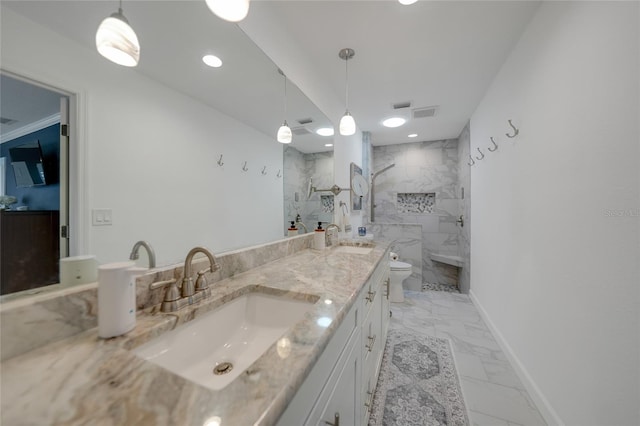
[488,137,498,152]
[261,166,267,175]
[217,154,224,166]
[242,161,248,172]
[468,155,475,166]
[276,169,282,178]
[475,147,485,160]
[505,119,519,138]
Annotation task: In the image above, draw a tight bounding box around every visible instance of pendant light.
[398,0,418,5]
[96,0,140,67]
[205,0,250,22]
[277,69,292,144]
[338,48,356,136]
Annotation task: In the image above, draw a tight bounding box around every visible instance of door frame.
[1,68,87,259]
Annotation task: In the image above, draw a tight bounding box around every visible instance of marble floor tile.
[389,291,546,426]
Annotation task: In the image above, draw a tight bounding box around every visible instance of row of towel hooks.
[468,120,519,166]
[216,154,281,177]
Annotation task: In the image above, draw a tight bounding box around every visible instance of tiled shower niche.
[397,192,436,214]
[321,195,334,213]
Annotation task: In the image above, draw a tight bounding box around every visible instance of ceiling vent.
[296,118,313,125]
[392,101,412,110]
[0,117,17,125]
[292,126,311,136]
[412,106,438,119]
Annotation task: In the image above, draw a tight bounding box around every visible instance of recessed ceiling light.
[202,54,222,68]
[324,143,334,147]
[382,117,406,128]
[316,127,334,136]
[408,133,418,138]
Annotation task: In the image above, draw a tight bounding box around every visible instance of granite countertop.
[0,241,389,426]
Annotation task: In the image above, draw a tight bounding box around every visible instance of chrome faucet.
[149,246,219,313]
[181,246,219,298]
[325,223,341,247]
[129,240,156,268]
[295,214,308,234]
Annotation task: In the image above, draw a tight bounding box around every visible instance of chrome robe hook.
[475,147,485,160]
[488,137,498,152]
[506,119,519,138]
[468,155,475,166]
[242,161,248,171]
[217,155,224,166]
[261,166,267,175]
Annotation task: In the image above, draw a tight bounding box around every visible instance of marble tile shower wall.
[372,139,460,287]
[456,123,471,294]
[283,147,333,233]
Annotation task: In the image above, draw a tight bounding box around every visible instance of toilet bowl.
[389,260,412,302]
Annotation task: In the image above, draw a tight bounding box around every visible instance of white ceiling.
[249,0,541,145]
[0,74,63,142]
[2,0,334,153]
[3,0,541,149]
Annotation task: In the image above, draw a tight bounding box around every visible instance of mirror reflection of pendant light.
[338,48,356,136]
[205,0,250,22]
[96,0,140,67]
[277,69,292,144]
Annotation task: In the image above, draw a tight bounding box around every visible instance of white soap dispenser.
[98,261,138,338]
[314,222,326,250]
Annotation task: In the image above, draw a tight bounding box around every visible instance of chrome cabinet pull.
[365,290,376,303]
[324,412,340,426]
[364,390,375,410]
[366,334,376,352]
[385,278,390,299]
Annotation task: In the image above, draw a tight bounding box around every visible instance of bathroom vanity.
[0,236,391,426]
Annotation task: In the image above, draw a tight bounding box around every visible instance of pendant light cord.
[344,56,349,110]
[283,73,288,122]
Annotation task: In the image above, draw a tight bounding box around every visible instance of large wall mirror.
[0,1,333,299]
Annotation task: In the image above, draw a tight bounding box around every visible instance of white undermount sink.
[133,292,316,390]
[333,245,373,255]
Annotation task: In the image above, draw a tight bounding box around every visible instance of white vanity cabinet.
[277,257,390,426]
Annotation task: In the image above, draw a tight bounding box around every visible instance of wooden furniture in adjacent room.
[0,210,59,295]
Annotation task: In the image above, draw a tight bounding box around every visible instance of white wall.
[1,7,284,266]
[333,131,364,233]
[470,2,639,425]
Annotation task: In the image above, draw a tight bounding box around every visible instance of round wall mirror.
[351,173,369,197]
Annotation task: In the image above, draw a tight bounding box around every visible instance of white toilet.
[389,260,412,303]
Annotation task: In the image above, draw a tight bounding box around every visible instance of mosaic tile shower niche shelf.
[397,192,435,214]
[321,195,335,213]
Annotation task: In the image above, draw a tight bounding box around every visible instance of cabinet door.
[381,274,391,342]
[309,339,360,426]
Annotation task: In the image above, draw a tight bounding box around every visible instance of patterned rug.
[369,330,469,426]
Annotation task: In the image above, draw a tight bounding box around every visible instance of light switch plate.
[92,209,113,226]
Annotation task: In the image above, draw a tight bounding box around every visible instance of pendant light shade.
[277,69,292,144]
[96,3,140,67]
[277,122,293,144]
[338,48,356,136]
[398,0,418,5]
[205,0,250,22]
[339,112,356,136]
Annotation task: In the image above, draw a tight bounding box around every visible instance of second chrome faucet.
[150,246,220,313]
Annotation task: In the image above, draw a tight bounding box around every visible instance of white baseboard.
[469,290,565,426]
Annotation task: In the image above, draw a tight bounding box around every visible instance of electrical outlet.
[92,209,113,226]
